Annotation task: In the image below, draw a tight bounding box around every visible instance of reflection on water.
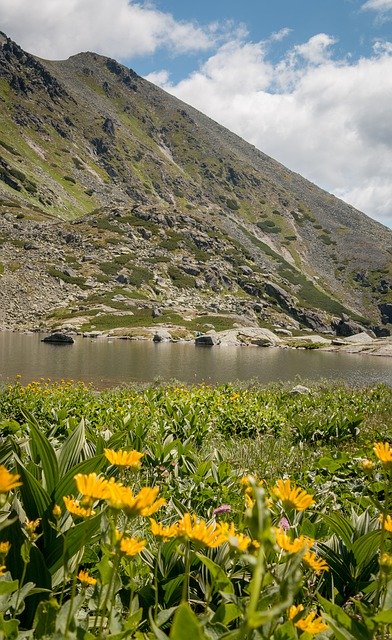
[0,332,391,388]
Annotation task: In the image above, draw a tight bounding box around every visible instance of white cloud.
[362,0,392,11]
[151,35,392,226]
[0,0,221,59]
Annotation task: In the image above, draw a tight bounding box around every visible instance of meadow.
[0,379,392,639]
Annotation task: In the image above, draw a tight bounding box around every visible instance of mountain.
[0,31,391,337]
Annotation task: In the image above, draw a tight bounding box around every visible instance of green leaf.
[274,621,297,640]
[58,419,86,477]
[20,540,30,565]
[156,607,177,627]
[318,595,372,640]
[46,514,101,576]
[169,602,207,640]
[54,455,105,503]
[373,609,392,623]
[23,411,59,495]
[351,530,382,568]
[321,514,354,548]
[13,462,57,576]
[212,603,242,625]
[96,554,113,585]
[162,576,184,606]
[15,458,51,520]
[197,554,234,594]
[0,581,18,596]
[34,598,61,639]
[55,593,84,635]
[149,609,169,640]
[0,613,19,639]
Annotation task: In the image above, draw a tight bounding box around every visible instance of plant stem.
[181,542,191,603]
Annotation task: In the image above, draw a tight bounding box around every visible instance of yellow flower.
[119,536,146,556]
[276,529,315,553]
[24,518,41,540]
[289,605,328,634]
[176,513,227,549]
[78,570,97,586]
[74,473,110,502]
[150,518,179,539]
[219,522,253,552]
[0,565,6,576]
[374,442,392,466]
[295,611,328,635]
[380,514,392,532]
[288,604,305,620]
[63,496,95,518]
[272,479,315,511]
[0,542,10,555]
[0,466,22,493]
[106,484,166,517]
[303,551,329,574]
[52,504,62,519]
[104,448,144,469]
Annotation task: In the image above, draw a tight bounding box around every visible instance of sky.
[1,1,392,227]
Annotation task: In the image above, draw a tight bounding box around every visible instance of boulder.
[42,332,74,344]
[332,317,371,337]
[371,325,391,338]
[286,335,331,347]
[218,327,281,347]
[344,332,374,344]
[290,385,310,395]
[195,333,220,346]
[379,303,392,324]
[116,273,130,284]
[153,329,172,342]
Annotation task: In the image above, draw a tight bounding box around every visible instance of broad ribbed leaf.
[54,454,105,503]
[23,411,58,495]
[318,595,372,640]
[15,458,57,552]
[58,418,86,476]
[15,458,51,520]
[46,514,101,575]
[169,602,207,640]
[352,530,382,568]
[197,554,234,594]
[321,514,354,548]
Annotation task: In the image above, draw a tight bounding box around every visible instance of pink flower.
[278,517,290,531]
[213,504,232,516]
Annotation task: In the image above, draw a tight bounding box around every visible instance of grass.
[0,380,392,637]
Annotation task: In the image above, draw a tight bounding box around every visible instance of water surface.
[0,332,391,388]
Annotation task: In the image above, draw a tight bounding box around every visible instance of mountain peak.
[0,32,391,334]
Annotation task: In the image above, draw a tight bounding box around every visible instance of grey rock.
[116,273,130,284]
[371,325,391,338]
[253,303,264,313]
[195,333,220,346]
[290,385,310,395]
[63,267,77,278]
[42,332,74,344]
[333,317,371,337]
[344,332,374,344]
[379,303,392,324]
[153,329,172,342]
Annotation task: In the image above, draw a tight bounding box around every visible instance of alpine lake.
[0,331,391,388]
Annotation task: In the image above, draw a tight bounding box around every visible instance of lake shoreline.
[3,324,392,358]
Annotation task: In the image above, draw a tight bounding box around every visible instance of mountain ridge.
[0,32,391,336]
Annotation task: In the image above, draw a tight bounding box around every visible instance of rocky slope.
[0,32,391,336]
